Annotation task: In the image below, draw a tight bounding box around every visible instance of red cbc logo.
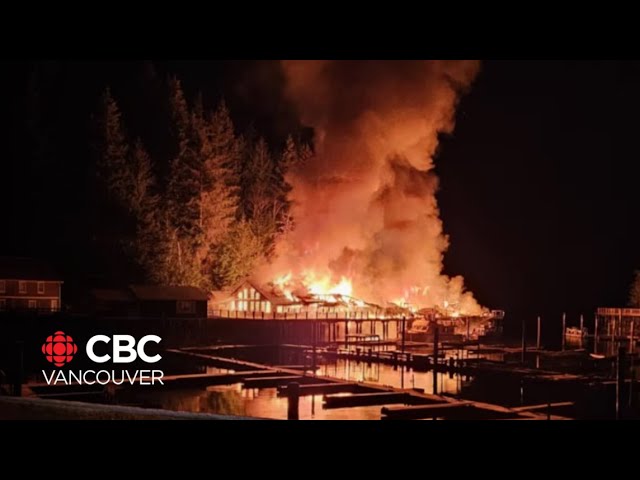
[42,331,78,367]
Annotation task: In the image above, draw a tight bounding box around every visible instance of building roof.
[210,278,298,306]
[129,285,209,302]
[0,256,62,281]
[91,288,135,303]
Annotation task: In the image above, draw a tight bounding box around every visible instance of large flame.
[258,61,487,316]
[304,272,353,296]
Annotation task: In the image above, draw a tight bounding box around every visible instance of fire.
[304,271,353,296]
[273,272,295,301]
[260,60,487,317]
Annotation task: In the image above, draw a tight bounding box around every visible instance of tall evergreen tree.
[164,77,207,287]
[96,87,131,208]
[128,139,157,218]
[629,270,640,308]
[211,219,264,288]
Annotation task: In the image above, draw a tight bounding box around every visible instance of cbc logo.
[42,332,162,367]
[42,331,78,367]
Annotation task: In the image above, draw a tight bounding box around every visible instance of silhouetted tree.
[96,88,130,208]
[629,270,640,307]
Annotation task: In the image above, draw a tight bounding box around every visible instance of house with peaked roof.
[209,279,301,318]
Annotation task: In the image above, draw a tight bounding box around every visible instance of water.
[114,384,386,420]
[41,341,640,419]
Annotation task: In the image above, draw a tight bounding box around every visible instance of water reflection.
[318,359,462,395]
[115,384,385,420]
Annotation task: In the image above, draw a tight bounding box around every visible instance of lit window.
[177,301,196,314]
[28,300,37,309]
[0,280,5,293]
[265,302,271,314]
[51,299,58,311]
[19,281,27,294]
[37,282,45,294]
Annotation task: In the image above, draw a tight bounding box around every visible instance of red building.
[0,257,63,312]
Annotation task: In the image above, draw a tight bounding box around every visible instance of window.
[28,300,37,310]
[176,300,196,314]
[37,282,45,294]
[19,281,27,294]
[0,299,5,311]
[0,280,5,293]
[51,299,58,311]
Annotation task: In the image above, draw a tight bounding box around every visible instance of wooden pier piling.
[287,382,300,420]
[433,324,439,396]
[616,347,625,420]
[521,318,526,365]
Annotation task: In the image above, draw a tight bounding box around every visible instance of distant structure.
[0,257,62,313]
[595,307,640,340]
[90,285,208,318]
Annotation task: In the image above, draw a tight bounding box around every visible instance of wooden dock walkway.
[166,347,575,420]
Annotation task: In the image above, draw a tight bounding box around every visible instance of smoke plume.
[264,60,483,314]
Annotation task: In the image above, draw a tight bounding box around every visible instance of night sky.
[1,60,639,331]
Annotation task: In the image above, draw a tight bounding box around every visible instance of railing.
[207,309,401,320]
[597,307,640,317]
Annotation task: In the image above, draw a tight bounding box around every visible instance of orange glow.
[303,271,353,297]
[273,272,295,300]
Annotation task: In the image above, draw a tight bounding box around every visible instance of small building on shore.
[90,285,208,318]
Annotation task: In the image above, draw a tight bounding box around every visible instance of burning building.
[209,278,384,319]
[209,61,504,340]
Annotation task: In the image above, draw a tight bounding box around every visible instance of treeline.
[93,77,311,290]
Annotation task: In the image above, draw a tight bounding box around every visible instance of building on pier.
[595,307,640,339]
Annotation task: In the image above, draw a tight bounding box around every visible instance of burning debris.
[208,277,505,330]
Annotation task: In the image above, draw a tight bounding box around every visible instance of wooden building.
[208,279,381,319]
[209,280,297,317]
[0,257,62,312]
[90,285,208,318]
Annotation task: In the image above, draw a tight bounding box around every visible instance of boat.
[565,326,588,338]
[405,319,462,343]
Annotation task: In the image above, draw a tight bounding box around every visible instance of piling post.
[595,314,599,354]
[616,347,626,420]
[562,312,566,351]
[521,318,527,365]
[466,317,470,341]
[312,319,317,375]
[433,322,439,396]
[287,382,300,420]
[629,353,635,409]
[537,316,541,350]
[344,319,349,348]
[619,310,623,339]
[630,319,635,352]
[13,341,23,397]
[401,316,406,355]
